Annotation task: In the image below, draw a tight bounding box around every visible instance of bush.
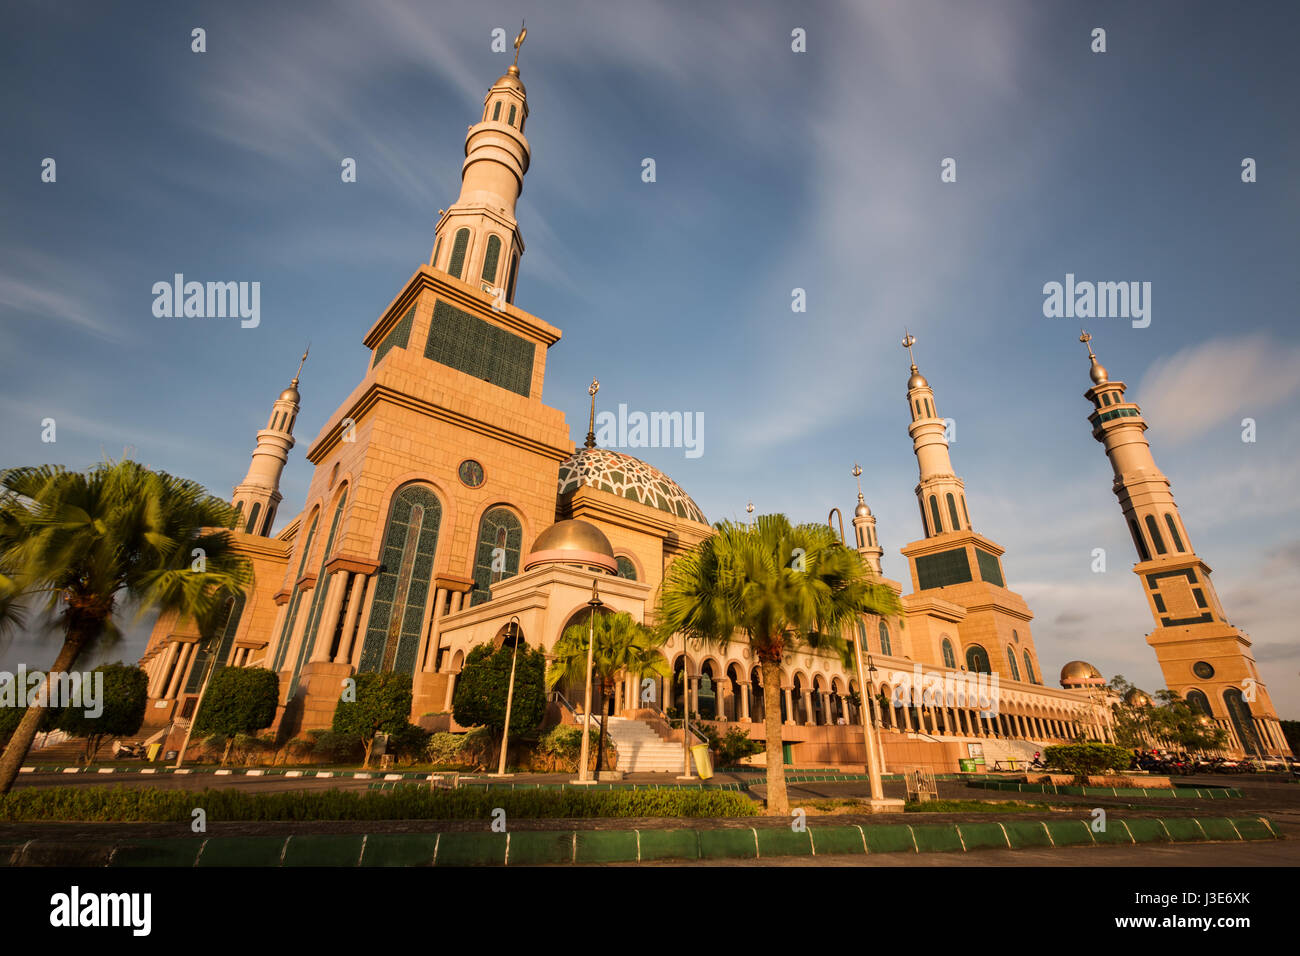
[0,785,760,822]
[387,723,432,764]
[530,724,616,773]
[310,730,364,764]
[715,728,763,767]
[1044,743,1134,781]
[453,642,546,736]
[332,672,413,768]
[425,728,495,770]
[191,667,279,764]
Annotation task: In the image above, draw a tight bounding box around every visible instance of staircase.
[605,717,688,774]
[976,736,1047,768]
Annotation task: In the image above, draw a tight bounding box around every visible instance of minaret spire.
[902,331,971,537]
[230,353,304,536]
[429,34,533,306]
[1081,332,1289,757]
[584,377,600,448]
[850,463,884,574]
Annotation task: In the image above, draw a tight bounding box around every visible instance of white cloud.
[1137,333,1300,445]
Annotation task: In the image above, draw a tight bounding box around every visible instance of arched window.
[965,644,991,673]
[1022,650,1036,684]
[359,485,443,675]
[470,507,523,606]
[928,495,943,534]
[288,490,349,694]
[1186,689,1211,717]
[914,400,921,418]
[448,228,470,279]
[272,510,320,671]
[941,638,955,668]
[1164,514,1185,552]
[234,500,244,516]
[507,104,517,126]
[961,496,970,527]
[946,493,961,531]
[245,501,262,535]
[1007,647,1021,681]
[506,255,519,303]
[926,399,934,418]
[492,101,501,121]
[432,236,442,266]
[1223,687,1261,755]
[616,556,638,580]
[1129,519,1151,562]
[877,621,892,656]
[481,235,502,284]
[1144,514,1168,555]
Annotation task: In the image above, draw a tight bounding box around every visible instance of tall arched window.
[448,228,470,279]
[941,638,955,668]
[1164,514,1185,552]
[616,556,638,580]
[1222,687,1261,755]
[946,493,961,531]
[877,621,892,656]
[928,495,943,534]
[359,485,443,675]
[1129,519,1152,561]
[1144,514,1168,555]
[507,104,517,126]
[272,509,320,671]
[1186,688,1211,717]
[492,101,501,121]
[506,255,519,303]
[289,490,349,694]
[245,501,262,534]
[1007,646,1021,681]
[1023,650,1036,684]
[470,507,523,606]
[481,235,502,284]
[961,496,970,527]
[965,644,991,673]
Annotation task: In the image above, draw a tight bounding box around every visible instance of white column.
[164,642,194,699]
[740,682,751,722]
[421,586,448,672]
[151,642,179,697]
[311,570,350,663]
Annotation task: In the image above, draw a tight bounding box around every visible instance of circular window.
[458,459,485,488]
[1192,661,1215,680]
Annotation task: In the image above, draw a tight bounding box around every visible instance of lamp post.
[573,580,603,784]
[850,634,886,801]
[493,615,523,777]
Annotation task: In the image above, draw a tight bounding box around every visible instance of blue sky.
[2,1,1297,714]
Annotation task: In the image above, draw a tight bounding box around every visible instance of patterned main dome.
[557,447,707,525]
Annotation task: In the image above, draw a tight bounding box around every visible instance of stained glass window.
[469,507,522,606]
[425,299,534,397]
[272,510,320,671]
[448,229,470,279]
[288,491,348,695]
[372,305,415,368]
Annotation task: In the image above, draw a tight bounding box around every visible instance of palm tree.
[0,460,251,793]
[547,610,670,774]
[656,513,901,815]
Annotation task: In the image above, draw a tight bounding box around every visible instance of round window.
[458,459,485,488]
[1192,660,1215,680]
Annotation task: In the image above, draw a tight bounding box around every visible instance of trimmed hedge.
[0,785,759,823]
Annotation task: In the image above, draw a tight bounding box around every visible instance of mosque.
[135,47,1290,769]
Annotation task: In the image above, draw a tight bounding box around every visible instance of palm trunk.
[594,677,608,774]
[760,657,787,815]
[0,632,87,794]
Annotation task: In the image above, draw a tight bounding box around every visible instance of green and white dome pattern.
[557,447,707,525]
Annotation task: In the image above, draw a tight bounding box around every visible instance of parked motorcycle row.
[1131,750,1299,776]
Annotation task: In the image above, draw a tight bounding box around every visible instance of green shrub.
[531,724,615,772]
[1044,743,1133,782]
[332,672,414,768]
[715,728,763,767]
[0,785,759,822]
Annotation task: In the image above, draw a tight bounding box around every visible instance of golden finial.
[584,377,600,448]
[852,463,864,503]
[512,20,527,68]
[1079,328,1096,359]
[292,344,309,387]
[746,501,754,516]
[902,330,918,372]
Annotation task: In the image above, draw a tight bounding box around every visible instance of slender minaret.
[850,463,884,574]
[231,348,307,536]
[429,23,531,303]
[903,331,972,537]
[1079,330,1289,757]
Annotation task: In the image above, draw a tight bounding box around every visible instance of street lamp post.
[573,580,603,784]
[851,633,886,801]
[493,616,523,777]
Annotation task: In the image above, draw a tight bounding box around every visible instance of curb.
[967,780,1243,799]
[0,816,1280,867]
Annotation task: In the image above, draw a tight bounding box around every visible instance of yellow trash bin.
[691,743,713,779]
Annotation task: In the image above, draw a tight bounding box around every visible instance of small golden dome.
[524,519,617,574]
[855,501,871,518]
[1089,358,1109,385]
[907,370,928,390]
[1124,688,1151,708]
[278,385,299,403]
[494,65,525,93]
[1060,660,1103,686]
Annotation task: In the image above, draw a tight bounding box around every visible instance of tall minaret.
[1079,331,1289,757]
[429,24,531,304]
[850,463,884,575]
[231,348,307,537]
[903,331,972,537]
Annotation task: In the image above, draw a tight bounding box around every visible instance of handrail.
[549,689,604,734]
